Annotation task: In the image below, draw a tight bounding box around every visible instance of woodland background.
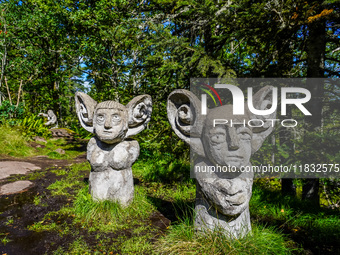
[0,0,340,206]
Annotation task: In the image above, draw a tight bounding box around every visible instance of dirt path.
[0,154,88,254]
[0,155,87,195]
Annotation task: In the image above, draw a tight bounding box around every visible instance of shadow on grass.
[146,196,195,224]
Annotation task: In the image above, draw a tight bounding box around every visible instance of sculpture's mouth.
[102,131,114,136]
[226,156,243,161]
[225,198,244,207]
[225,201,243,207]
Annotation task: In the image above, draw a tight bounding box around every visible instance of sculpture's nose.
[104,117,112,129]
[227,127,240,150]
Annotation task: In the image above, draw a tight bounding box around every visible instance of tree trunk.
[302,17,326,206]
[280,106,296,196]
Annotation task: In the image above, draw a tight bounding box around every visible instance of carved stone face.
[167,87,276,219]
[203,105,252,170]
[94,107,128,144]
[198,106,253,216]
[75,92,152,145]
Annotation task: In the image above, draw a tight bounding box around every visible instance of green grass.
[71,185,156,232]
[155,219,296,255]
[0,126,36,157]
[133,150,190,183]
[52,238,90,255]
[121,235,154,254]
[0,125,85,159]
[250,180,340,247]
[47,162,90,197]
[38,138,85,159]
[0,235,11,246]
[2,137,336,254]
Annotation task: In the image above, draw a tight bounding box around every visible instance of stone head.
[75,92,152,144]
[167,87,276,216]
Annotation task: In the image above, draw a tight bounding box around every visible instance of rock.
[55,148,65,154]
[0,180,33,195]
[75,92,152,205]
[0,161,41,180]
[34,136,47,143]
[51,128,73,138]
[29,141,46,149]
[167,87,276,238]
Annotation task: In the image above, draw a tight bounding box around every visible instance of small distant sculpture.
[75,92,152,206]
[38,110,58,128]
[167,87,276,238]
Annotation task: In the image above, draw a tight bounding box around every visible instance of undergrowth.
[156,221,297,255]
[0,126,36,157]
[0,125,85,159]
[2,142,337,254]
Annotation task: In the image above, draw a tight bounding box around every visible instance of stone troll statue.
[38,110,58,128]
[75,92,152,206]
[167,86,276,238]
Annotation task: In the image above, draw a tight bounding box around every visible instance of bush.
[0,100,25,124]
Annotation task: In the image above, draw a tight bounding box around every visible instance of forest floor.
[0,154,88,254]
[0,140,171,255]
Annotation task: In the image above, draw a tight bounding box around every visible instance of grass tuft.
[156,221,296,255]
[72,185,156,232]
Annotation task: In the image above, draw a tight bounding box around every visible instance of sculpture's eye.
[112,114,121,122]
[97,115,105,123]
[210,133,226,144]
[238,127,252,140]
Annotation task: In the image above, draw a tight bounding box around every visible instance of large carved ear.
[125,95,152,137]
[248,86,277,153]
[75,92,97,133]
[167,89,206,157]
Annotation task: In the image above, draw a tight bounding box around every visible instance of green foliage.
[291,129,340,164]
[68,120,93,139]
[320,178,340,209]
[47,162,90,197]
[250,181,340,247]
[133,149,190,183]
[0,235,11,246]
[17,114,51,138]
[0,100,24,121]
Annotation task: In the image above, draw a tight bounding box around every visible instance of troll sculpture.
[38,110,58,128]
[167,86,276,238]
[75,92,152,206]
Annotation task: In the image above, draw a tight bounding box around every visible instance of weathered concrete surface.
[167,87,276,238]
[0,161,41,180]
[0,180,33,195]
[38,110,58,128]
[75,92,152,205]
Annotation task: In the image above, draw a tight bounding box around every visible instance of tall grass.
[72,185,156,232]
[250,183,340,247]
[0,126,35,157]
[155,220,296,255]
